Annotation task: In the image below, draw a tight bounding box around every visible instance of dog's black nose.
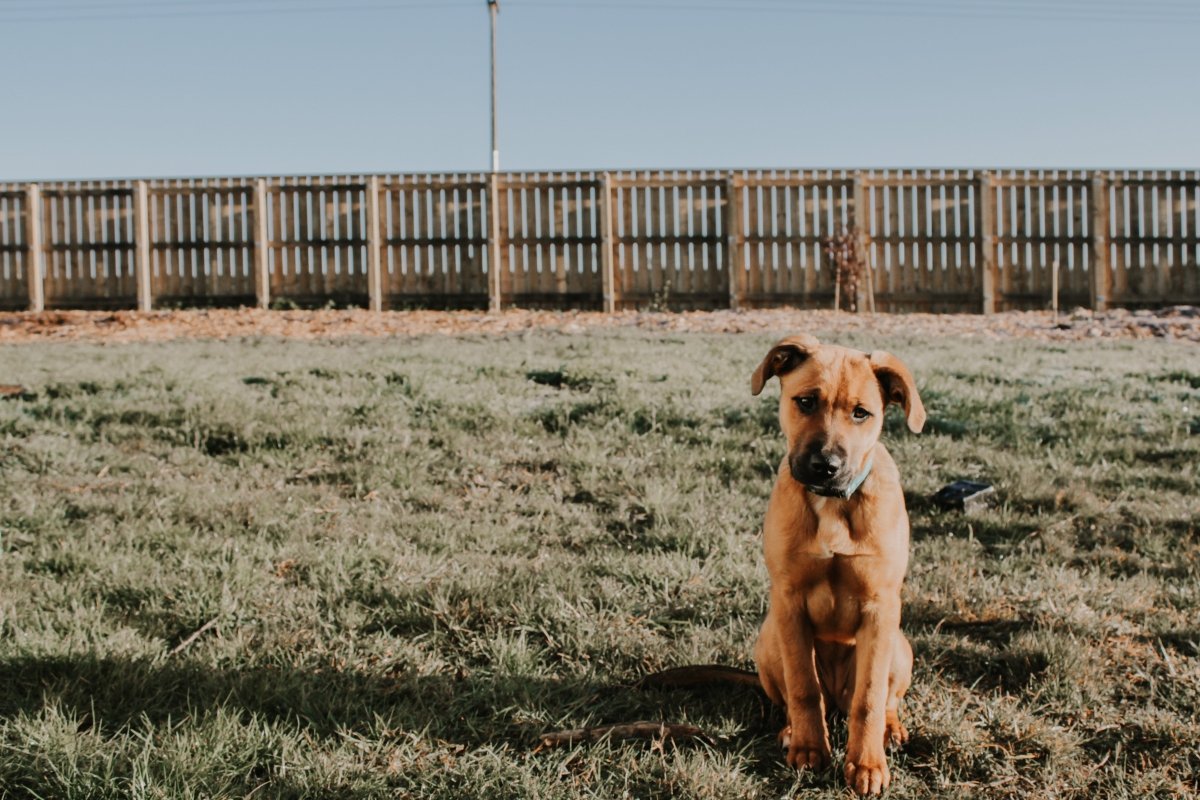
[807,452,842,478]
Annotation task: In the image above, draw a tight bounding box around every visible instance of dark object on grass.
[932,480,995,513]
[635,664,760,691]
[537,721,713,749]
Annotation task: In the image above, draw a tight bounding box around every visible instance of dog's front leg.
[770,595,832,770]
[844,598,900,795]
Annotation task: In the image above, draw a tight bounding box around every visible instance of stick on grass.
[168,617,219,657]
[538,721,713,749]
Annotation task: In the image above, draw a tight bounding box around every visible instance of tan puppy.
[750,334,925,796]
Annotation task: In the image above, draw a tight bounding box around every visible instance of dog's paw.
[884,713,909,748]
[778,725,831,770]
[845,758,891,796]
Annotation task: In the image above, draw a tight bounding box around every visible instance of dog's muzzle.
[789,450,874,499]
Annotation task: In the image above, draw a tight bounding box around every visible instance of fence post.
[134,180,152,311]
[725,173,742,310]
[852,171,875,313]
[977,171,997,314]
[1089,172,1111,311]
[599,172,616,313]
[24,183,45,312]
[366,175,383,312]
[253,179,271,309]
[488,173,503,312]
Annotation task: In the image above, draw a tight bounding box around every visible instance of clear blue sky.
[1,0,1196,180]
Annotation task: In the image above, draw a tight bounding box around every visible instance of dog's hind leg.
[884,631,912,748]
[754,631,785,708]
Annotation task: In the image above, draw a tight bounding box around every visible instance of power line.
[0,0,475,24]
[1,0,1195,24]
[0,0,470,6]
[509,0,1200,10]
[509,0,1200,24]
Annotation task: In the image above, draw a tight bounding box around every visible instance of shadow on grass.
[0,653,777,750]
[918,639,1049,694]
[0,654,927,792]
[904,613,1097,695]
[909,512,1041,547]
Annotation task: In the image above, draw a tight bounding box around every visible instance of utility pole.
[488,0,500,173]
[486,0,502,313]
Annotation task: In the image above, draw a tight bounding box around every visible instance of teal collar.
[806,455,874,500]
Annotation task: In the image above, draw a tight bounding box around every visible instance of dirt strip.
[1,306,1198,344]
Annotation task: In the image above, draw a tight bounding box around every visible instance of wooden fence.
[2,169,1197,313]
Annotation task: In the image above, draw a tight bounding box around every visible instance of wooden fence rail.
[1,168,1197,313]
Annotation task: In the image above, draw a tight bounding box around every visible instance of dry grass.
[0,329,1197,798]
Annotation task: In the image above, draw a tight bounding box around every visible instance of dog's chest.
[797,558,861,641]
[786,504,876,638]
[795,498,862,558]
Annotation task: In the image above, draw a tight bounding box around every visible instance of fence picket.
[4,168,1198,312]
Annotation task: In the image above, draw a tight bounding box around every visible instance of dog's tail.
[635,664,761,691]
[536,665,762,751]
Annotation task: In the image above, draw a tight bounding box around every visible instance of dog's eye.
[794,395,817,414]
[852,406,871,421]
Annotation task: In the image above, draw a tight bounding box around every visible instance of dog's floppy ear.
[751,334,819,396]
[869,351,926,433]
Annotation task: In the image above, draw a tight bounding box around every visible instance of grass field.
[1,329,1198,799]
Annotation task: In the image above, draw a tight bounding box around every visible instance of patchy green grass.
[0,330,1197,799]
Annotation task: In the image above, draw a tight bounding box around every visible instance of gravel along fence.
[1,306,1198,344]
